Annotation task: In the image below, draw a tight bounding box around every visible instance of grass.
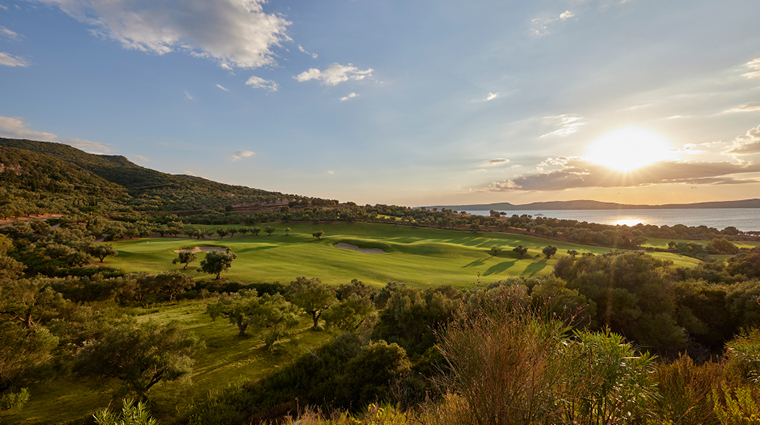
[6,299,334,424]
[106,222,698,287]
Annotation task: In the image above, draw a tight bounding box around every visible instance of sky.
[2,0,760,207]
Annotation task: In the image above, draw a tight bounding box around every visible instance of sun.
[585,128,675,172]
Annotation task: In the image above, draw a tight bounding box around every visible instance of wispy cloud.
[185,90,193,100]
[231,150,255,161]
[34,0,291,69]
[327,170,334,175]
[742,58,760,79]
[216,84,230,92]
[131,155,150,162]
[531,10,576,36]
[340,92,358,101]
[0,52,29,67]
[59,138,116,153]
[0,26,20,40]
[246,75,278,92]
[724,104,760,113]
[540,115,584,137]
[298,45,317,59]
[295,63,374,86]
[483,158,510,167]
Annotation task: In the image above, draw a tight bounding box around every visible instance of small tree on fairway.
[284,227,291,236]
[313,230,325,240]
[252,227,261,236]
[469,223,481,233]
[542,245,558,259]
[216,228,228,239]
[228,227,238,238]
[88,244,118,263]
[287,277,337,330]
[198,249,237,280]
[154,271,194,301]
[567,249,579,258]
[265,226,276,236]
[173,251,197,270]
[490,246,503,257]
[513,245,528,259]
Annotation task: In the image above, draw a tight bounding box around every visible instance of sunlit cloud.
[327,170,334,175]
[340,92,358,101]
[245,75,278,92]
[31,0,291,69]
[483,158,510,167]
[131,155,150,162]
[725,125,760,155]
[184,90,193,100]
[295,63,374,86]
[531,10,576,36]
[540,115,584,137]
[231,150,255,161]
[488,158,760,191]
[216,84,230,92]
[59,138,116,154]
[0,52,29,67]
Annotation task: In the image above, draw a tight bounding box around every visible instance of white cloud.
[531,10,576,36]
[0,116,57,140]
[0,26,20,40]
[59,138,116,153]
[485,92,498,101]
[295,63,374,86]
[185,90,193,100]
[245,75,278,92]
[0,116,116,153]
[666,115,683,119]
[216,84,230,92]
[559,11,575,20]
[0,52,29,67]
[540,115,584,137]
[298,45,317,59]
[742,58,760,79]
[32,0,291,69]
[0,4,7,10]
[327,170,334,174]
[340,92,358,101]
[131,155,150,162]
[231,150,255,161]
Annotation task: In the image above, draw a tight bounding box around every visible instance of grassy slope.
[6,301,332,424]
[107,222,700,287]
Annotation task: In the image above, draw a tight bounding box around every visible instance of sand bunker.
[334,243,386,254]
[173,246,228,253]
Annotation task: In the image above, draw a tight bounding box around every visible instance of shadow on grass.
[483,260,516,276]
[234,246,279,254]
[525,260,548,276]
[463,258,488,268]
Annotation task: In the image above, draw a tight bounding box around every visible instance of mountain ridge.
[423,198,760,211]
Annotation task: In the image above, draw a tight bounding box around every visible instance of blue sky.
[2,0,760,206]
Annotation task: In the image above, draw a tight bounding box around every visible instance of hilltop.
[426,198,760,211]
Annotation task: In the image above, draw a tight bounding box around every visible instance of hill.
[0,137,300,213]
[426,198,760,211]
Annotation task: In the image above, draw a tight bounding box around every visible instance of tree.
[469,223,481,233]
[252,227,261,236]
[542,245,558,259]
[198,249,237,280]
[265,226,276,236]
[88,243,118,263]
[513,245,528,259]
[172,251,197,270]
[228,227,238,238]
[284,227,291,236]
[490,246,502,257]
[74,320,199,398]
[322,294,374,332]
[189,227,206,239]
[216,228,228,239]
[313,230,325,240]
[287,277,337,330]
[567,249,579,258]
[206,290,300,347]
[707,238,740,255]
[154,271,194,301]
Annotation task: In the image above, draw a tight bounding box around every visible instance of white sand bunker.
[173,246,228,253]
[335,243,386,254]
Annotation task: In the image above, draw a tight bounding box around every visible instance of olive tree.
[198,249,237,280]
[287,277,337,330]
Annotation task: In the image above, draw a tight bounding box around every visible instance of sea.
[464,208,760,232]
